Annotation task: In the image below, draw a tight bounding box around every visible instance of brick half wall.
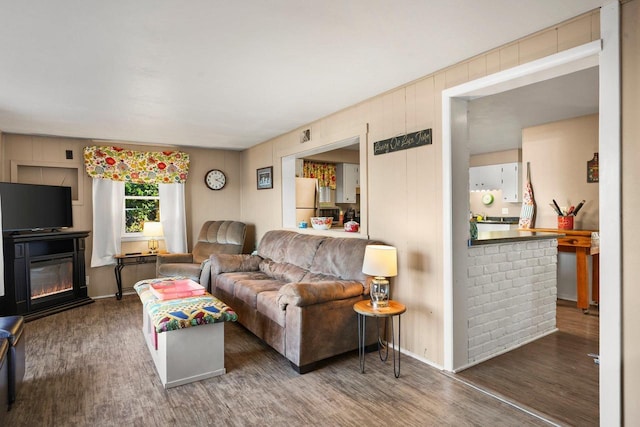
[467,239,558,364]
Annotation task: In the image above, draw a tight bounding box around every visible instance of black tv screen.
[0,182,73,232]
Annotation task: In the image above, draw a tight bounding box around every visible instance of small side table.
[114,253,158,300]
[354,299,406,378]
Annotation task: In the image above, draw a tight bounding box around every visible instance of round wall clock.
[205,169,226,190]
[481,193,494,205]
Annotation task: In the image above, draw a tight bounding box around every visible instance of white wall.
[241,10,601,369]
[522,114,599,302]
[0,134,243,298]
[522,114,599,230]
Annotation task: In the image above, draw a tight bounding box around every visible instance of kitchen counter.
[475,216,520,225]
[291,226,366,239]
[465,229,559,364]
[469,229,564,246]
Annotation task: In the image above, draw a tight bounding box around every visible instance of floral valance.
[303,161,336,189]
[83,146,190,184]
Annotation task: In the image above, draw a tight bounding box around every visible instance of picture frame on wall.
[587,152,599,183]
[257,166,273,190]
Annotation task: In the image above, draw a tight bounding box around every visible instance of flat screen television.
[0,182,73,232]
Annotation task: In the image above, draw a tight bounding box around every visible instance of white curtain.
[91,178,124,267]
[159,183,188,253]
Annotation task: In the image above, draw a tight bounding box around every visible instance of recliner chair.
[156,220,247,291]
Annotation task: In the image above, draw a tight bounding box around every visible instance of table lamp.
[362,245,398,308]
[143,221,163,254]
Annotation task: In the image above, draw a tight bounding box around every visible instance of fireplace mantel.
[1,230,93,321]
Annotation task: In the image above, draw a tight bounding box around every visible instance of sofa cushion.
[309,237,380,281]
[259,260,307,283]
[157,262,201,282]
[210,254,261,275]
[234,279,284,308]
[300,271,340,283]
[215,271,270,296]
[257,230,325,269]
[257,291,286,327]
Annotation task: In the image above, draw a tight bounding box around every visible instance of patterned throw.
[134,278,237,333]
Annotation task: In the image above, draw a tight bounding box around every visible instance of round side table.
[353,299,406,378]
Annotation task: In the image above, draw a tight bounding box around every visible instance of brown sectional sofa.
[209,229,381,373]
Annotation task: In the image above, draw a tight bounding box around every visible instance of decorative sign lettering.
[373,128,432,155]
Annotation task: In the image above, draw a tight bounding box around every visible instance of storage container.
[557,215,574,230]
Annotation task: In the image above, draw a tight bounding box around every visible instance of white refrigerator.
[295,178,317,225]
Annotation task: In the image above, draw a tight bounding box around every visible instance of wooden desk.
[113,253,158,300]
[529,228,599,313]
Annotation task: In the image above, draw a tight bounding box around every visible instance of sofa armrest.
[210,254,262,275]
[277,281,365,309]
[199,259,211,290]
[156,253,194,265]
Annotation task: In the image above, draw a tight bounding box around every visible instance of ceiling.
[468,66,600,155]
[0,1,606,151]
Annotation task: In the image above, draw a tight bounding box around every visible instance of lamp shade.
[362,245,397,277]
[143,221,163,237]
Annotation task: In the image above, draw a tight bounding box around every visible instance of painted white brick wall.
[467,239,557,363]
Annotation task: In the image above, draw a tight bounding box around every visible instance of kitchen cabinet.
[336,163,359,203]
[469,165,500,191]
[469,162,521,202]
[500,162,521,202]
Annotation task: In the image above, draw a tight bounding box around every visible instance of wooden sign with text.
[373,129,432,155]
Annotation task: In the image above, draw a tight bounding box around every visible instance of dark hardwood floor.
[452,299,599,426]
[7,295,554,426]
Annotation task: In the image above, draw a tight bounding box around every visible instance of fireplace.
[1,230,93,321]
[30,255,74,305]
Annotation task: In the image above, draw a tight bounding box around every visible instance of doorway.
[442,3,620,422]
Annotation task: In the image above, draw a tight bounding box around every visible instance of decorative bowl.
[310,217,333,230]
[344,221,359,232]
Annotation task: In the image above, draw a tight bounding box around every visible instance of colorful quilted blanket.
[134,278,238,333]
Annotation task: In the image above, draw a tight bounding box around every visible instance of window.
[123,183,159,235]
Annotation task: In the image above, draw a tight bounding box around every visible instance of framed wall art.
[587,152,599,183]
[257,166,273,189]
[300,128,311,143]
